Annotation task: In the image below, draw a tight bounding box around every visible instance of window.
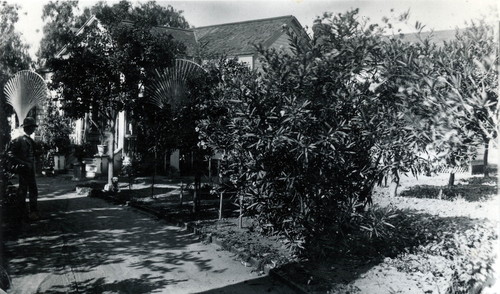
[237,55,253,70]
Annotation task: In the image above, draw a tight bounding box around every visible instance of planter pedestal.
[73,162,84,181]
[97,145,108,156]
[53,154,66,172]
[83,158,96,179]
[83,156,108,179]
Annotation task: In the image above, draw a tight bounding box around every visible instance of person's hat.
[21,117,38,127]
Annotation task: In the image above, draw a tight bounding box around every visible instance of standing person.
[7,117,40,221]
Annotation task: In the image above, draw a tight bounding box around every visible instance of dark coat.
[7,135,36,172]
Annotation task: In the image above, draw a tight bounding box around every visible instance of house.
[151,16,311,173]
[192,15,311,69]
[397,29,462,45]
[33,15,497,177]
[39,15,311,176]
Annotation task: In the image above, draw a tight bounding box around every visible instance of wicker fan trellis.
[148,59,206,109]
[4,70,48,125]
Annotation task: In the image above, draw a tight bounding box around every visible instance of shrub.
[197,10,498,256]
[197,11,387,254]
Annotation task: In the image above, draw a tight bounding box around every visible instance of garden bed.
[93,173,499,293]
[188,206,498,293]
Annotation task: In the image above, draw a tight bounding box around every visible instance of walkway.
[3,176,294,294]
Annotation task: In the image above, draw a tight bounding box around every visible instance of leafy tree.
[368,30,447,190]
[134,60,209,212]
[47,0,188,185]
[38,0,190,61]
[431,21,498,178]
[37,1,91,60]
[390,21,498,182]
[0,1,33,199]
[1,1,33,143]
[126,0,190,28]
[38,99,73,154]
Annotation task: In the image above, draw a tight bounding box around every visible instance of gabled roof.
[132,22,198,57]
[192,15,310,57]
[57,15,309,60]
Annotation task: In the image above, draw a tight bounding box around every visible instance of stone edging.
[89,191,308,294]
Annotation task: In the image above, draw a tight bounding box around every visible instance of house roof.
[139,24,198,57]
[57,15,310,60]
[396,29,463,45]
[192,15,309,57]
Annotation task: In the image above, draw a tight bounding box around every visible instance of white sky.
[7,0,500,59]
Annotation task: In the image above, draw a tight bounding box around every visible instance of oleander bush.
[196,10,498,256]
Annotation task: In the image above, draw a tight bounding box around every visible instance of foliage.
[0,1,33,148]
[38,0,189,60]
[121,154,139,178]
[38,142,54,172]
[72,142,94,161]
[393,21,498,175]
[38,99,73,154]
[197,11,498,255]
[198,12,396,253]
[439,21,498,145]
[37,1,90,60]
[358,206,398,239]
[47,0,189,184]
[399,182,498,202]
[0,1,33,198]
[132,62,210,176]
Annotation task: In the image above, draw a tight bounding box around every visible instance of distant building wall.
[237,55,254,70]
[269,33,294,52]
[471,141,499,174]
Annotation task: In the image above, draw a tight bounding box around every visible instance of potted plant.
[97,142,108,157]
[90,120,109,157]
[121,154,140,189]
[41,154,55,176]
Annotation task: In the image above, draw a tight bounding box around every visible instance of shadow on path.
[2,176,241,293]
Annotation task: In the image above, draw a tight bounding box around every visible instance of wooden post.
[179,182,184,207]
[208,158,212,182]
[238,193,243,229]
[219,191,223,220]
[448,172,455,188]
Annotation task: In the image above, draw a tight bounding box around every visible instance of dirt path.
[374,173,500,220]
[4,176,294,294]
[350,173,500,294]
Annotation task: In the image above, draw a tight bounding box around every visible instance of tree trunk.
[483,139,489,178]
[390,172,400,197]
[179,182,184,207]
[167,151,170,176]
[151,147,156,198]
[0,95,6,211]
[238,193,243,229]
[448,172,455,187]
[193,171,201,214]
[219,191,224,220]
[208,158,212,182]
[192,152,201,214]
